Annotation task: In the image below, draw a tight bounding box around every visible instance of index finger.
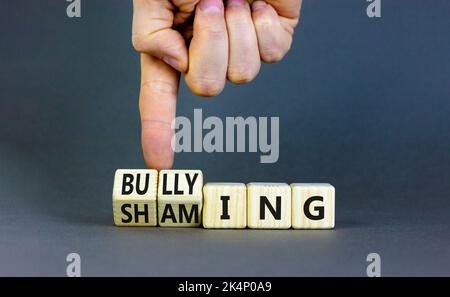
[139,53,179,170]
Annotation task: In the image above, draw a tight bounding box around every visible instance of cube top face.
[113,169,158,200]
[247,182,289,186]
[291,183,334,189]
[204,182,245,188]
[203,183,247,229]
[291,183,335,229]
[247,183,290,191]
[158,170,203,204]
[247,183,291,229]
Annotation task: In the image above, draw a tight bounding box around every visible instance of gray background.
[0,0,449,276]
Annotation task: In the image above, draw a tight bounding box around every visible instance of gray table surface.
[0,0,449,276]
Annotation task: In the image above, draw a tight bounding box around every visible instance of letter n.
[260,196,281,220]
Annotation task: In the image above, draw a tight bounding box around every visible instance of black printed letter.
[220,196,230,220]
[122,174,134,195]
[260,196,281,220]
[304,196,324,220]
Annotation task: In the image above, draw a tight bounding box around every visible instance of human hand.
[132,0,302,169]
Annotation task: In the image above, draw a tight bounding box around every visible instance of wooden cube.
[291,183,335,229]
[203,183,247,229]
[158,170,203,227]
[247,183,291,229]
[112,169,158,226]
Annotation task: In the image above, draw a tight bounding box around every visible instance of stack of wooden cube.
[113,169,335,229]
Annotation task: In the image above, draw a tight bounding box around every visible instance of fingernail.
[227,0,246,8]
[162,56,179,70]
[199,0,223,13]
[252,1,267,11]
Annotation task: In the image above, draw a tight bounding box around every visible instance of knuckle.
[261,44,289,63]
[228,66,258,84]
[204,27,226,41]
[262,49,284,63]
[141,80,178,96]
[187,77,224,97]
[132,34,145,52]
[254,15,276,32]
[227,10,250,29]
[197,20,226,41]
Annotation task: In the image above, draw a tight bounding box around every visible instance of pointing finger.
[139,53,179,170]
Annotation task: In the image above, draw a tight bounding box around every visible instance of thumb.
[132,0,188,73]
[264,0,302,19]
[139,53,179,170]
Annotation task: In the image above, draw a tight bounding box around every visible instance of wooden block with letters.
[203,183,247,229]
[247,183,291,229]
[112,169,158,226]
[158,170,203,227]
[291,183,335,229]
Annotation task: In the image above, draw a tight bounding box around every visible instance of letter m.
[179,204,199,223]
